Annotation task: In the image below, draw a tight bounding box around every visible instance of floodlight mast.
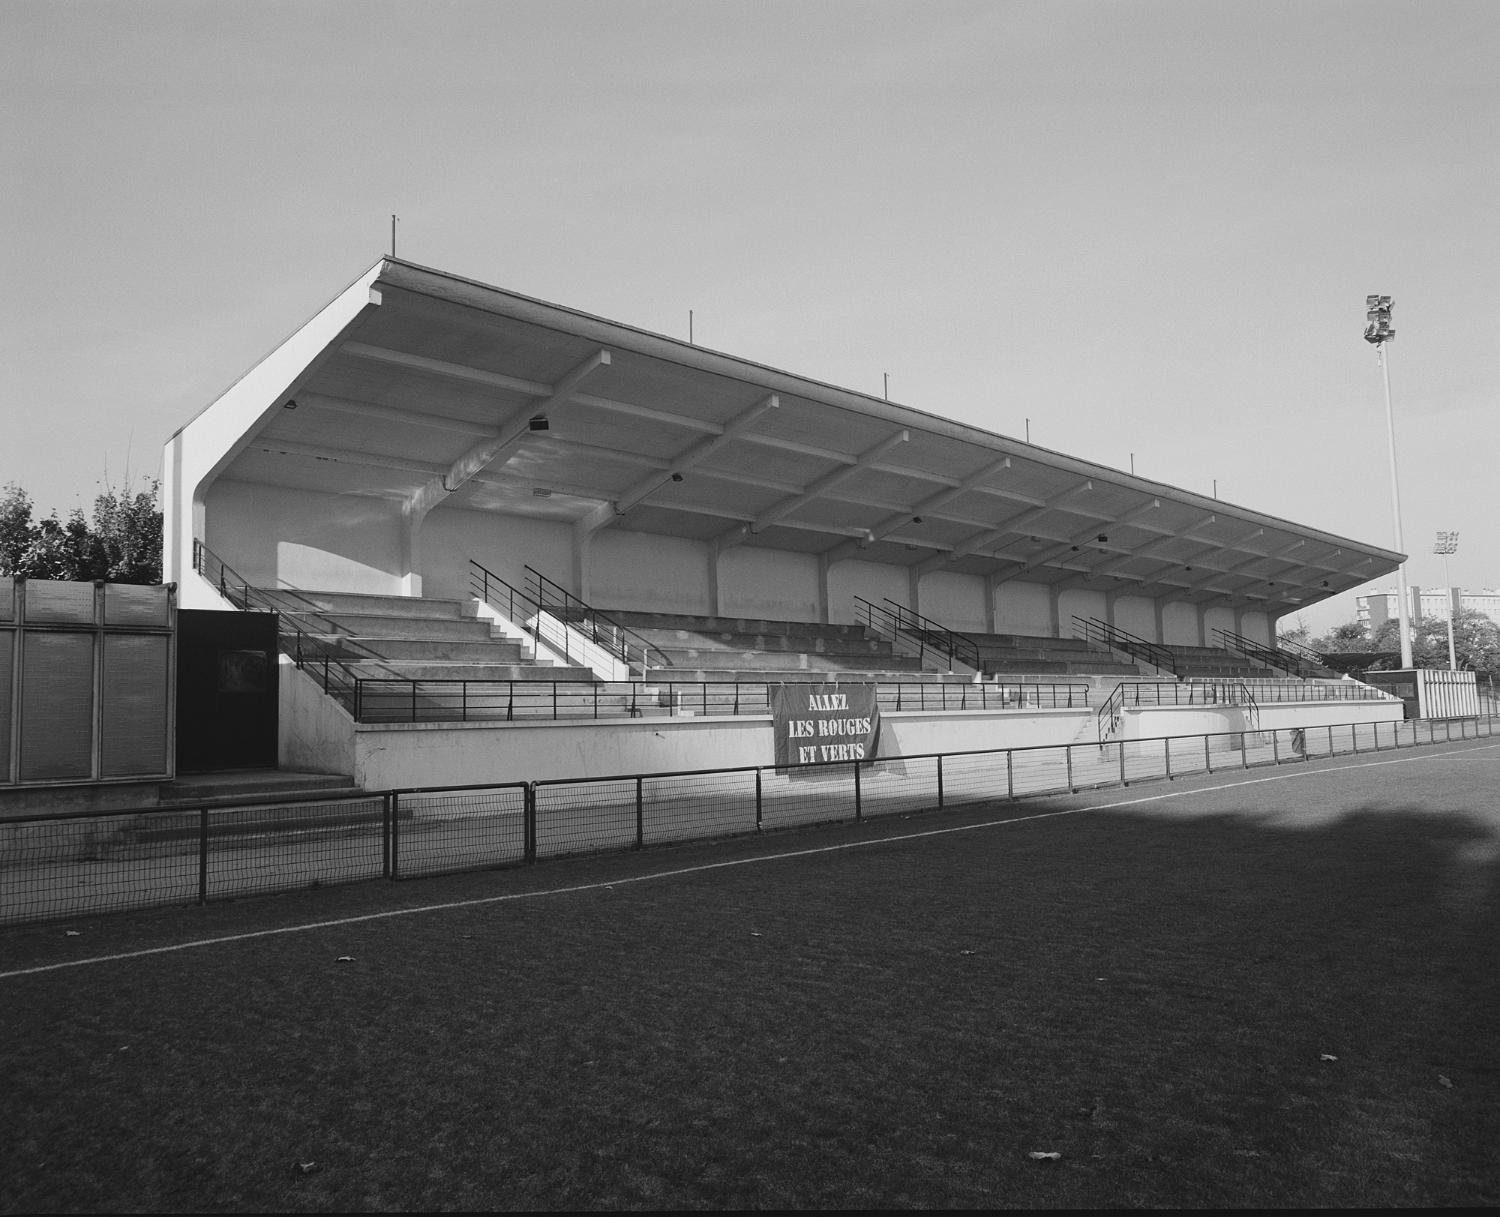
[1434,530,1459,671]
[1365,295,1413,668]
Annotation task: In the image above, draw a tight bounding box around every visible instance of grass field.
[2,740,1497,1209]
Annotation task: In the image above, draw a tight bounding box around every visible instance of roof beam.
[717,430,911,551]
[581,395,779,537]
[821,457,1012,566]
[917,478,1095,575]
[407,349,610,518]
[996,498,1163,586]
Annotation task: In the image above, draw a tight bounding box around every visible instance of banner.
[771,682,880,768]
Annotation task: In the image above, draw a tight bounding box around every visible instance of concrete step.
[654,649,925,673]
[653,667,973,684]
[332,638,534,663]
[606,610,872,640]
[344,662,566,682]
[633,629,898,657]
[283,612,501,642]
[259,589,470,620]
[158,769,359,805]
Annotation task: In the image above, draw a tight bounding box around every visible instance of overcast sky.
[3,0,1495,633]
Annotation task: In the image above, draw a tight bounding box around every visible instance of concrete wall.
[1119,697,1402,741]
[828,559,909,624]
[423,506,572,604]
[1058,587,1106,634]
[1204,605,1237,646]
[992,581,1052,636]
[920,571,987,633]
[206,481,403,594]
[1162,601,1201,646]
[1239,611,1271,647]
[592,530,710,614]
[278,660,357,776]
[1113,595,1156,640]
[718,547,820,622]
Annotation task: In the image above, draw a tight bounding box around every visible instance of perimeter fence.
[2,712,1494,928]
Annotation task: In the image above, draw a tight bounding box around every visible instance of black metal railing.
[192,540,363,710]
[524,565,673,673]
[1215,628,1308,678]
[1073,617,1178,676]
[854,596,981,671]
[350,677,1092,724]
[1096,679,1261,743]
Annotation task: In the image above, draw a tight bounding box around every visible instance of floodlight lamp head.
[1363,293,1395,344]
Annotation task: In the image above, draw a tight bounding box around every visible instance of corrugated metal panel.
[104,583,171,628]
[25,580,97,625]
[19,632,95,781]
[0,629,13,781]
[100,634,170,777]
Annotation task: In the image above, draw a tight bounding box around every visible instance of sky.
[3,0,1496,635]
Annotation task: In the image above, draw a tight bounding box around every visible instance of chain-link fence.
[2,713,1494,928]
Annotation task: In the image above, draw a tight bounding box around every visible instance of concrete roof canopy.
[165,259,1401,622]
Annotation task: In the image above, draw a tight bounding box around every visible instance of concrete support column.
[398,504,425,597]
[1105,589,1117,630]
[908,567,921,615]
[1232,606,1245,639]
[816,554,831,625]
[1048,585,1062,638]
[1196,604,1208,647]
[985,573,1001,633]
[707,541,721,618]
[1153,598,1166,645]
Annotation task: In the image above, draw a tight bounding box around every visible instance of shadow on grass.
[1,793,1497,1210]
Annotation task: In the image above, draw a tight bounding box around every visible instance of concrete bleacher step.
[158,769,361,805]
[606,611,871,639]
[272,589,469,619]
[343,661,563,682]
[285,612,503,642]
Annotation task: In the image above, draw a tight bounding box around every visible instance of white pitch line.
[3,740,1496,983]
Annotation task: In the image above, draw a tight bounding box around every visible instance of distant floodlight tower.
[1434,530,1460,670]
[1365,294,1413,668]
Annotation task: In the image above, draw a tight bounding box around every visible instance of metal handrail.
[1214,628,1307,677]
[191,540,363,710]
[1073,617,1178,676]
[523,565,673,672]
[348,676,1091,724]
[853,596,979,671]
[879,598,982,670]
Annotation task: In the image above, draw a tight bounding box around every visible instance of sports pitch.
[2,740,1497,1209]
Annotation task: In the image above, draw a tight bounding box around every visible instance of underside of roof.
[203,258,1401,619]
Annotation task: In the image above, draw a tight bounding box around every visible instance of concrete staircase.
[266,589,572,683]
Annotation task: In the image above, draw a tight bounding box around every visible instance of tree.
[1312,620,1373,654]
[1370,608,1500,673]
[0,479,162,584]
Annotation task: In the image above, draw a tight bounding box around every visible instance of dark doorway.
[176,609,279,772]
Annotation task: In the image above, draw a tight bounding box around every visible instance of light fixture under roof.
[532,487,552,498]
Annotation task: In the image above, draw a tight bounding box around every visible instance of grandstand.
[163,258,1407,789]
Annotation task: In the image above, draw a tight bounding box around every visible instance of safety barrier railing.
[853,596,981,671]
[1214,628,1308,677]
[524,565,673,673]
[192,540,362,710]
[1097,679,1261,743]
[350,677,1091,723]
[5,711,1494,928]
[1073,616,1178,676]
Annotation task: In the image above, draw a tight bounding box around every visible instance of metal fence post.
[1204,734,1211,774]
[936,754,945,809]
[755,768,763,831]
[1166,738,1173,780]
[853,762,863,822]
[391,791,401,879]
[1066,744,1074,792]
[198,806,209,906]
[382,794,392,879]
[1272,730,1280,764]
[525,783,537,863]
[1006,749,1014,801]
[1119,740,1127,785]
[635,776,644,849]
